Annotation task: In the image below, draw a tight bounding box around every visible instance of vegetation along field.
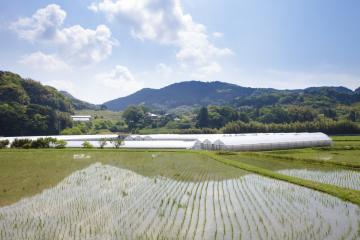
[1,137,360,239]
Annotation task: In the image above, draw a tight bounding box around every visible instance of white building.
[71,115,92,122]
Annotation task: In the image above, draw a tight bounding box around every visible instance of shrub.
[111,138,123,149]
[82,141,94,149]
[53,139,67,149]
[98,138,108,149]
[175,128,218,134]
[0,140,9,148]
[30,137,57,148]
[222,119,360,134]
[60,127,83,135]
[10,139,32,148]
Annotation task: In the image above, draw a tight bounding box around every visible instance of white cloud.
[57,24,116,64]
[89,0,232,77]
[10,4,66,42]
[11,4,116,65]
[96,65,143,96]
[19,51,70,71]
[212,32,224,38]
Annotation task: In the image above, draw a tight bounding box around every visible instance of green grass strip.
[200,151,360,206]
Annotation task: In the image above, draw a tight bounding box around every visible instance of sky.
[0,0,359,104]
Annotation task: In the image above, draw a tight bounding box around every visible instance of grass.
[75,109,122,122]
[201,151,360,206]
[0,150,93,206]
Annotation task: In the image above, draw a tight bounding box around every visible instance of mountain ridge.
[104,80,359,111]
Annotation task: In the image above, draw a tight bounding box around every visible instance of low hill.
[0,71,73,136]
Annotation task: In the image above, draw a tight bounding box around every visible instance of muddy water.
[0,163,359,239]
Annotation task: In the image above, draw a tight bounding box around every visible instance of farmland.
[0,136,360,239]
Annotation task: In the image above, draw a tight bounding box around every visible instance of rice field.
[0,149,360,239]
[223,153,360,192]
[278,169,360,191]
[0,162,359,239]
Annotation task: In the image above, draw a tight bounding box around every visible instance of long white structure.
[125,133,332,151]
[0,132,332,151]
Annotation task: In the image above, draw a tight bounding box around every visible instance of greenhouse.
[0,132,332,151]
[125,132,332,151]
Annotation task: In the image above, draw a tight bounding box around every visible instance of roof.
[71,115,92,118]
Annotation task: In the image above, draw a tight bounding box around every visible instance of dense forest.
[0,71,73,136]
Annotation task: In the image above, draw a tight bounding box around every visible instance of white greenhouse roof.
[122,140,196,149]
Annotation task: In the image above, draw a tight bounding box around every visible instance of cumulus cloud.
[10,4,66,42]
[19,51,70,71]
[57,24,116,64]
[11,4,116,65]
[96,65,143,96]
[89,0,232,77]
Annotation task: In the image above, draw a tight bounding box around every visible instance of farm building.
[71,115,92,122]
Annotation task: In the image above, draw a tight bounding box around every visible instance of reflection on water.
[0,163,359,239]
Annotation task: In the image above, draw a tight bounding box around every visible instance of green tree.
[348,110,357,122]
[196,107,209,128]
[122,106,146,131]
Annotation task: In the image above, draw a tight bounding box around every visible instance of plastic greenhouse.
[0,132,332,151]
[124,132,332,151]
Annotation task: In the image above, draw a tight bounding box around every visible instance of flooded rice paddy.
[224,154,360,191]
[0,162,359,239]
[278,169,360,191]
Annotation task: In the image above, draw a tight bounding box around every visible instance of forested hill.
[0,71,74,136]
[104,80,360,111]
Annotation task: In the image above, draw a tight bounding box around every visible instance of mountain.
[355,87,360,94]
[104,81,359,111]
[60,91,101,110]
[0,71,73,136]
[105,81,270,111]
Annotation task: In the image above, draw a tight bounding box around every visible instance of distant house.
[71,115,92,122]
[146,112,160,119]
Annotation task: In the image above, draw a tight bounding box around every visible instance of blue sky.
[1,0,359,103]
